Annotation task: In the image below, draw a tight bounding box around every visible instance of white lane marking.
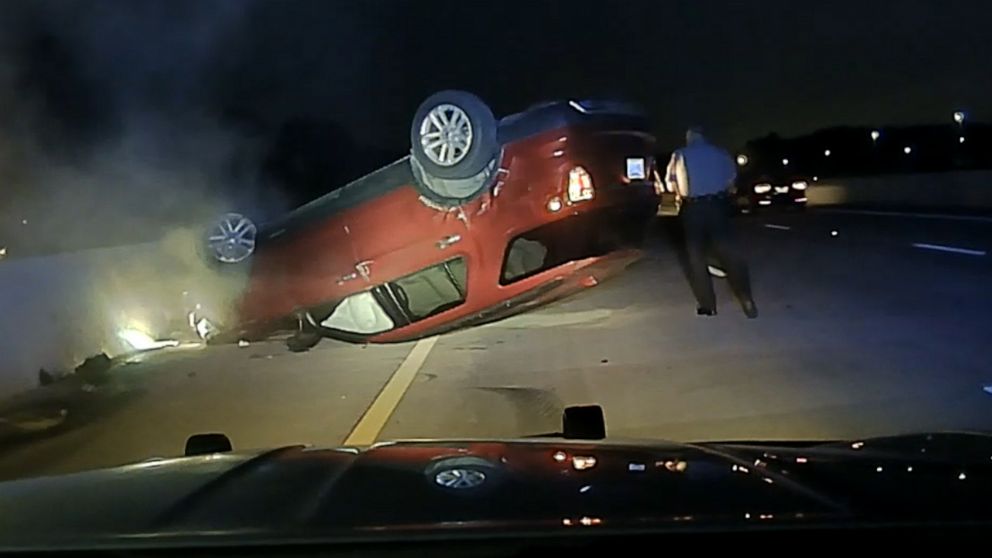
[763,224,792,230]
[343,336,438,446]
[820,208,992,224]
[911,243,987,256]
[707,265,727,278]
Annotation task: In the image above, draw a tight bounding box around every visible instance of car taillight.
[567,166,594,202]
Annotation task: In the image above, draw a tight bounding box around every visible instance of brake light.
[567,166,594,202]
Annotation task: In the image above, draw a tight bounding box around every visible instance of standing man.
[666,127,757,318]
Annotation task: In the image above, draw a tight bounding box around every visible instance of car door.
[248,211,359,319]
[342,187,472,291]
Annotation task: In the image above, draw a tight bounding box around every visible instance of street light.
[736,154,749,166]
[953,111,965,125]
[824,149,831,157]
[903,146,912,155]
[782,158,789,166]
[870,130,880,142]
[959,136,966,144]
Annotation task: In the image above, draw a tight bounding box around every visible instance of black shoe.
[742,300,759,319]
[696,307,717,317]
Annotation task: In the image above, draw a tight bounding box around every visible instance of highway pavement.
[1,208,991,481]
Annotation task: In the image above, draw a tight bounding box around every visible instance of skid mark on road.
[343,337,438,446]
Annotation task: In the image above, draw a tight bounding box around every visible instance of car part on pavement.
[207,213,257,264]
[74,353,112,385]
[410,90,498,181]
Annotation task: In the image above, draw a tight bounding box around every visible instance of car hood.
[1,433,991,549]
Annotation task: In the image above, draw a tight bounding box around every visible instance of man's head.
[686,126,706,145]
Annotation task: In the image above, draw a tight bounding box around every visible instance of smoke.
[1,1,291,247]
[0,1,301,386]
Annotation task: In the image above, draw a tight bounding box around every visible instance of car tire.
[409,154,499,207]
[410,90,498,181]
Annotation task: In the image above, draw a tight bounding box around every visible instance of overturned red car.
[204,91,658,347]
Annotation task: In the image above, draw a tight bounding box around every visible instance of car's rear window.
[390,258,467,321]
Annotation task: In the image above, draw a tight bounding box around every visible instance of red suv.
[204,91,658,347]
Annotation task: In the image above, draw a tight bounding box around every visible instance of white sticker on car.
[626,157,646,180]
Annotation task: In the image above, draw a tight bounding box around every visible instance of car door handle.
[436,234,462,249]
[339,260,373,284]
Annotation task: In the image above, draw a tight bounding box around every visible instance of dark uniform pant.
[680,196,753,311]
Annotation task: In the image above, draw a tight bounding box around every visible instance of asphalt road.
[1,208,991,481]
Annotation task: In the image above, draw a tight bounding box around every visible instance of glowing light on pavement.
[118,329,179,351]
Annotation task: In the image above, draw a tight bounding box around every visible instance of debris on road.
[38,368,58,387]
[75,353,112,385]
[238,339,250,348]
[708,265,728,278]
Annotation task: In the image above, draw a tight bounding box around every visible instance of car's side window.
[389,258,467,321]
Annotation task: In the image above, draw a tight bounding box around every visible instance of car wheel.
[202,212,258,266]
[409,154,499,207]
[410,90,498,181]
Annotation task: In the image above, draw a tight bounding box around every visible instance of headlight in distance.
[567,166,594,202]
[753,183,772,194]
[792,181,808,190]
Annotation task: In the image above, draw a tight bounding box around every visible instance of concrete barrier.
[807,169,992,211]
[0,230,248,397]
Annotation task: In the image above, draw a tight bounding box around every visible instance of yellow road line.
[343,336,438,446]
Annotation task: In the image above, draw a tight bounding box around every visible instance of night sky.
[6,0,991,147]
[1,0,990,249]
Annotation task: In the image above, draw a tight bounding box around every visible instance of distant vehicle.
[202,91,658,348]
[735,173,809,212]
[3,405,990,551]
